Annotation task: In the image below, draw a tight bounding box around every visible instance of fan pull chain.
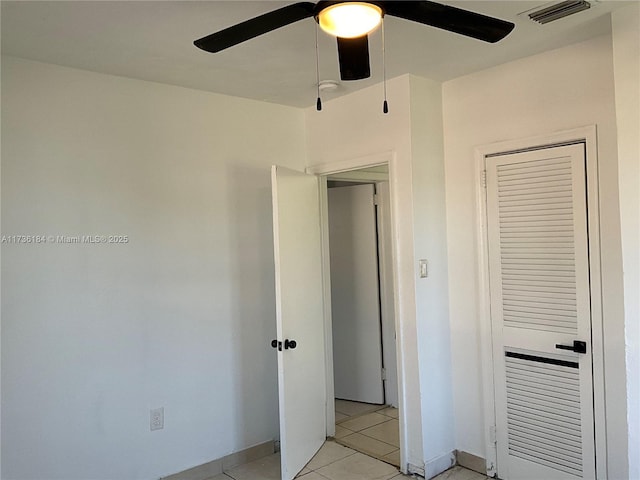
[315,24,322,111]
[382,17,388,114]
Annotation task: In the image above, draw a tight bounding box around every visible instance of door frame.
[473,126,607,478]
[306,151,409,472]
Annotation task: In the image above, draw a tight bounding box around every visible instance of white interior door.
[328,184,384,404]
[487,144,596,479]
[271,165,326,480]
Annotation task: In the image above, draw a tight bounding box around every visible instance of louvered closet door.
[487,144,596,480]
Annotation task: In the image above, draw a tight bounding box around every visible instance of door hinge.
[373,193,379,206]
[481,170,487,189]
[489,425,497,445]
[381,367,387,381]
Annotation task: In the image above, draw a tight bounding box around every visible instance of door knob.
[271,339,296,350]
[555,340,587,354]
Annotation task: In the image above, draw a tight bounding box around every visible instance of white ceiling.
[1,0,627,108]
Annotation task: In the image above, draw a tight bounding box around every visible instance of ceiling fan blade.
[337,36,371,81]
[194,2,315,53]
[383,1,515,43]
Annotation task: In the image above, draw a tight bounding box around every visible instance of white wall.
[408,76,455,474]
[612,5,640,477]
[1,56,307,480]
[305,74,455,474]
[442,35,629,478]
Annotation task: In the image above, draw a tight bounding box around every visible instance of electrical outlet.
[150,407,164,431]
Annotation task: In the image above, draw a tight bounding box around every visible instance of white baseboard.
[408,462,425,477]
[424,451,456,479]
[161,440,276,480]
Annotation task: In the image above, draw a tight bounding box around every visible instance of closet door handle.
[271,339,282,351]
[555,340,586,354]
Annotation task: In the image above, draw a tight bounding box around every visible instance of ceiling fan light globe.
[318,2,383,38]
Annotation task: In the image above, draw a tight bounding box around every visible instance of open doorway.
[270,155,416,479]
[324,166,400,467]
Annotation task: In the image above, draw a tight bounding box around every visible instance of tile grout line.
[333,413,400,467]
[357,430,400,449]
[311,448,359,471]
[337,411,397,426]
[338,420,400,449]
[310,450,402,480]
[341,430,399,450]
[333,440,398,466]
[332,404,401,471]
[339,417,390,429]
[306,470,334,480]
[298,442,359,477]
[334,404,393,420]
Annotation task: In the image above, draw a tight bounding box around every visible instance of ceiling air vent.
[528,0,591,24]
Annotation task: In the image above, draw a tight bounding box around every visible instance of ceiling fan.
[194,1,515,81]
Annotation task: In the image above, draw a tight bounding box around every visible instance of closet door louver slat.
[505,355,583,477]
[496,155,578,335]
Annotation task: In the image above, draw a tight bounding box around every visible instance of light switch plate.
[419,259,428,278]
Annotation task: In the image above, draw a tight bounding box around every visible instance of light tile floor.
[335,399,382,417]
[215,399,487,480]
[216,442,487,480]
[431,466,488,480]
[334,400,400,467]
